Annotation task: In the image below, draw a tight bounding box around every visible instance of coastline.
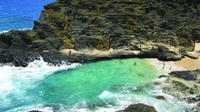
[0,0,200,111]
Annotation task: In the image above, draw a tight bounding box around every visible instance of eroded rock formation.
[40,0,200,51]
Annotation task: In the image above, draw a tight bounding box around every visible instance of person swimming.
[119,60,123,64]
[133,62,136,66]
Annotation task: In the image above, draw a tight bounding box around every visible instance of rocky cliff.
[0,0,200,66]
[39,0,200,51]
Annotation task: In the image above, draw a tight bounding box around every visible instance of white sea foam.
[0,57,80,112]
[0,58,196,112]
[0,30,10,34]
[0,28,31,34]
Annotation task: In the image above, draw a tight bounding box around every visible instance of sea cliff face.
[0,0,200,66]
[39,0,200,51]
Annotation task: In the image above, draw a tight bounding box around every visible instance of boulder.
[155,96,166,100]
[118,103,157,112]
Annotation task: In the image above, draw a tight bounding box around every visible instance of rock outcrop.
[169,69,200,81]
[0,23,66,66]
[0,0,200,66]
[118,103,157,112]
[163,69,200,111]
[40,0,200,51]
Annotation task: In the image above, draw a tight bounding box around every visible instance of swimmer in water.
[133,62,136,66]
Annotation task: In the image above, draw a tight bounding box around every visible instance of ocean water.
[0,0,56,33]
[0,58,194,112]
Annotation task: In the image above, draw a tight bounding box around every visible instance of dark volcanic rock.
[29,110,43,112]
[0,49,69,67]
[40,0,199,51]
[155,96,166,100]
[0,30,32,50]
[32,40,55,51]
[46,37,64,50]
[118,103,157,112]
[0,22,65,66]
[169,70,200,81]
[164,70,200,110]
[33,21,57,39]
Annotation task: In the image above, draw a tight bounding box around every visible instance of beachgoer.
[69,50,72,56]
[119,60,123,64]
[163,62,165,69]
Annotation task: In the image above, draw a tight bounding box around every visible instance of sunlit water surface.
[0,58,194,112]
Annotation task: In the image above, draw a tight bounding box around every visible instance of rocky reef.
[0,0,200,66]
[29,103,157,112]
[159,69,200,111]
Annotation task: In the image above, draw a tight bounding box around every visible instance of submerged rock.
[155,96,166,100]
[29,111,43,112]
[118,103,157,112]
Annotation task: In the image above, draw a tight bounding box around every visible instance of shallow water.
[0,58,194,112]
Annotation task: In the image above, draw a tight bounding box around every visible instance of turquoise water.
[35,59,157,107]
[0,58,193,112]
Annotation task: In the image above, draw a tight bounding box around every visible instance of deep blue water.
[0,0,56,32]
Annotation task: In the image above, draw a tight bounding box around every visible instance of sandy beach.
[174,43,200,70]
[174,57,200,70]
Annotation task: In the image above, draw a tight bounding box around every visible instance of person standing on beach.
[69,50,72,56]
[163,62,165,69]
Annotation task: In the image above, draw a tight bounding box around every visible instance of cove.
[35,59,157,108]
[0,58,193,112]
